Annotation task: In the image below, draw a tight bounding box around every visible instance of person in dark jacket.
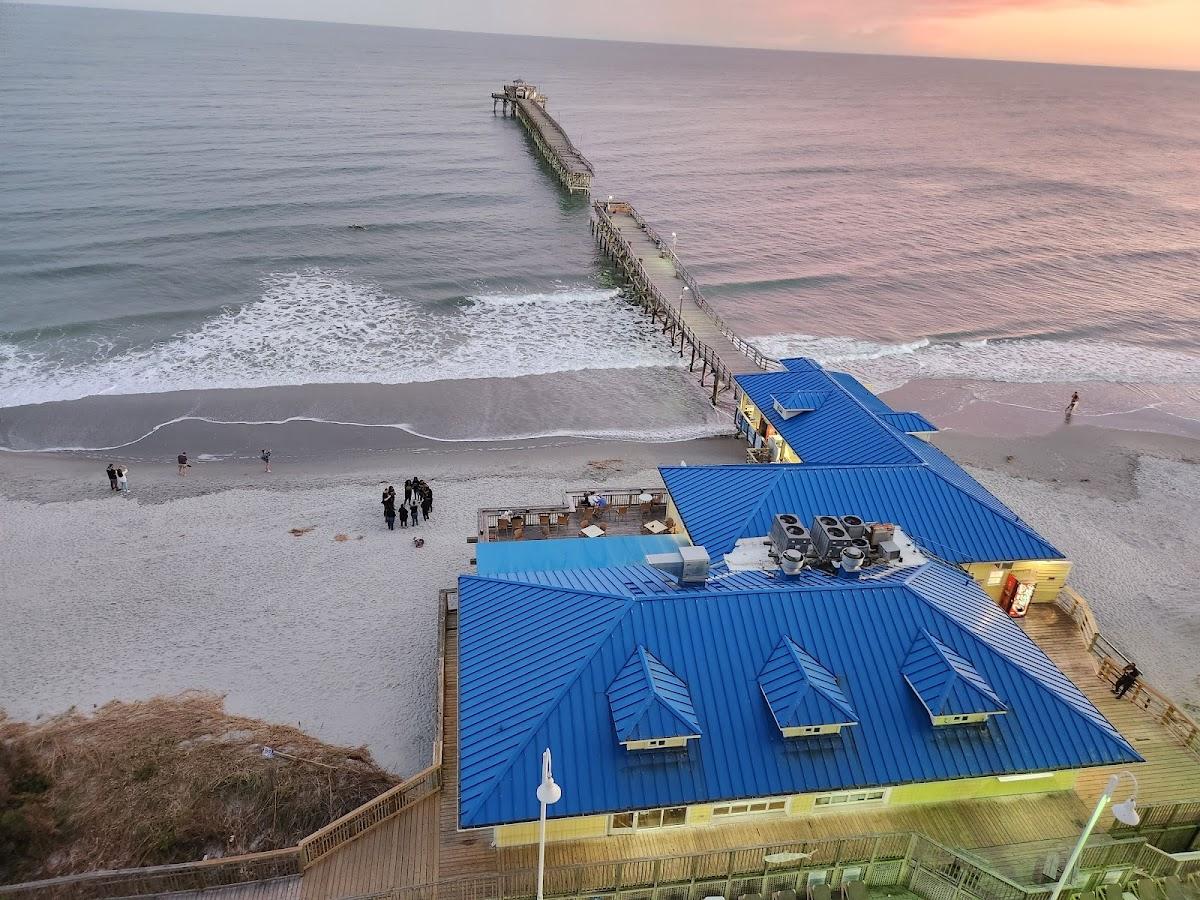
[398,502,409,528]
[106,463,119,492]
[381,486,396,530]
[1113,662,1140,698]
[403,479,413,503]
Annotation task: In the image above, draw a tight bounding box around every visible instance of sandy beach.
[2,383,1198,777]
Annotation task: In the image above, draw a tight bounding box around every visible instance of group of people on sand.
[105,463,130,493]
[381,478,433,533]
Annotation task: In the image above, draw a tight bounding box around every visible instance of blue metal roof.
[902,630,1009,718]
[457,560,1139,828]
[660,464,1063,565]
[880,411,939,434]
[758,636,858,730]
[608,646,702,742]
[737,359,939,464]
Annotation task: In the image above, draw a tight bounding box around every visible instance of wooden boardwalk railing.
[1053,587,1200,758]
[0,848,300,898]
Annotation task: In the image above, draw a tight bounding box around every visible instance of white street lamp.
[678,285,689,317]
[671,231,678,256]
[1048,772,1139,900]
[535,748,562,900]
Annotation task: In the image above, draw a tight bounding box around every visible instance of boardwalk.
[491,81,593,193]
[286,598,1200,898]
[592,199,780,405]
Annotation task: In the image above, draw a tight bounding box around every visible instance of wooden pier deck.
[492,81,593,193]
[592,199,780,405]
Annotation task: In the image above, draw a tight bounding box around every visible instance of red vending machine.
[999,574,1036,618]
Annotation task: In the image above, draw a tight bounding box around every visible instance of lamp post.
[1048,772,1139,900]
[535,748,562,900]
[671,231,677,256]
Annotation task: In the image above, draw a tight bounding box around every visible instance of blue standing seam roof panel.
[475,534,686,575]
[457,559,1139,828]
[758,636,858,729]
[880,411,939,434]
[659,464,1063,565]
[901,630,1009,718]
[608,646,702,742]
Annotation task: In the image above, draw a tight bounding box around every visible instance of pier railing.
[623,205,781,373]
[1053,587,1200,758]
[593,202,746,405]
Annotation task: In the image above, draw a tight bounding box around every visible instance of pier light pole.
[1048,771,1139,900]
[671,231,677,256]
[535,748,562,900]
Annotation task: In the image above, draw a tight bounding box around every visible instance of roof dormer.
[771,390,830,420]
[901,630,1008,726]
[757,636,857,738]
[607,646,701,750]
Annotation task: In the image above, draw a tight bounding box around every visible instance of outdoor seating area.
[478,487,672,543]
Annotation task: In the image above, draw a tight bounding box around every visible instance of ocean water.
[2,4,1199,447]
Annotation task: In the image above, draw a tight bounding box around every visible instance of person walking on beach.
[398,501,409,528]
[260,448,271,473]
[1066,391,1080,418]
[106,463,118,492]
[177,451,189,476]
[116,466,129,493]
[422,481,433,513]
[1113,662,1140,698]
[382,486,396,530]
[421,486,432,522]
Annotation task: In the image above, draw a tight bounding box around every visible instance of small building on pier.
[456,558,1139,847]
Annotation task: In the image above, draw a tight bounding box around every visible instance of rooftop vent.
[771,390,828,420]
[645,546,711,585]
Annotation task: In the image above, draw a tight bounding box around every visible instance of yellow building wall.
[665,497,689,541]
[493,814,610,847]
[965,560,1074,603]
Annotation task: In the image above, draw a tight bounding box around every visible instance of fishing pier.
[491,80,594,194]
[491,79,780,406]
[592,199,780,404]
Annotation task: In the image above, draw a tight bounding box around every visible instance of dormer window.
[607,646,701,750]
[757,636,857,738]
[771,390,829,420]
[901,630,1008,726]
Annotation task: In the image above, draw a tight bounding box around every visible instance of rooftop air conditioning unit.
[811,516,853,560]
[770,514,811,557]
[840,515,866,539]
[646,546,711,585]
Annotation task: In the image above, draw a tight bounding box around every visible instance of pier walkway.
[593,199,780,404]
[491,81,593,193]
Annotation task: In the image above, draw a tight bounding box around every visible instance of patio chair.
[1137,880,1165,900]
[810,886,832,900]
[556,512,570,531]
[513,522,525,540]
[539,513,551,537]
[842,882,867,900]
[1100,885,1125,900]
[664,516,677,534]
[615,504,627,521]
[772,890,797,900]
[640,500,653,519]
[1162,876,1189,900]
[1073,892,1097,900]
[496,516,510,537]
[580,509,592,528]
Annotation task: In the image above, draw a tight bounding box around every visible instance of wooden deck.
[152,875,302,900]
[290,600,1200,897]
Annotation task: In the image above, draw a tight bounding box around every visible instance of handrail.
[623,203,782,372]
[514,99,594,175]
[0,848,300,898]
[1053,587,1200,758]
[477,488,668,540]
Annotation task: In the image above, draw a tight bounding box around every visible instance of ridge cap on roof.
[459,589,635,825]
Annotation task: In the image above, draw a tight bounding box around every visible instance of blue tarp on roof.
[457,560,1139,828]
[758,636,858,729]
[659,464,1062,564]
[475,534,686,575]
[902,630,1009,718]
[608,646,702,742]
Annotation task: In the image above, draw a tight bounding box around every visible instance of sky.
[20,0,1200,70]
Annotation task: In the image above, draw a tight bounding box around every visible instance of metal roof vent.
[771,390,828,420]
[645,546,711,585]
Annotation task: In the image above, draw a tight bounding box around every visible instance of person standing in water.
[106,463,118,492]
[260,448,272,473]
[1065,391,1080,418]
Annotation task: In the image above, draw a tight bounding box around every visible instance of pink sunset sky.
[26,0,1200,70]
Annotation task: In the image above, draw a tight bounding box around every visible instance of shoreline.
[2,377,1198,770]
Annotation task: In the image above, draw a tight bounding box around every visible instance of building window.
[812,789,888,808]
[609,807,687,832]
[712,799,787,817]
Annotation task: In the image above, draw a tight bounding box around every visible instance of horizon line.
[13,0,1200,76]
